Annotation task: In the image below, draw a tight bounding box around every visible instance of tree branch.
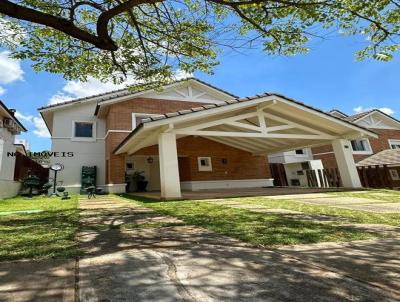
[0,0,162,51]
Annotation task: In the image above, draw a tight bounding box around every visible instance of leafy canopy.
[1,0,400,85]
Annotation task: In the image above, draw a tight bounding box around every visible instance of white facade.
[0,128,21,198]
[49,102,106,193]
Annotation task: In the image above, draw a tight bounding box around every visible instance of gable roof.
[344,110,375,122]
[327,109,348,118]
[38,77,238,112]
[0,100,27,132]
[114,92,378,154]
[357,149,400,167]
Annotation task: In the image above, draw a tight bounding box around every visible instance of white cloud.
[15,111,50,138]
[33,116,50,138]
[48,93,74,106]
[0,51,24,85]
[0,86,5,96]
[353,106,395,116]
[15,111,33,123]
[47,70,192,105]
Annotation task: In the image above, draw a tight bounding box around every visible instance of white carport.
[114,93,377,199]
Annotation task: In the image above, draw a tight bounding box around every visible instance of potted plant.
[132,171,148,192]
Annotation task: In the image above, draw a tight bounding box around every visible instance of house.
[312,109,400,169]
[38,78,377,199]
[356,149,400,188]
[268,148,324,187]
[0,101,27,199]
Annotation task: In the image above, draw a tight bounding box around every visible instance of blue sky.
[1,35,399,151]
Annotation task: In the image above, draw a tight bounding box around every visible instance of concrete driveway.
[1,195,399,301]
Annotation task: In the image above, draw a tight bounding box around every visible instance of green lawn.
[235,196,400,226]
[330,189,400,203]
[121,194,381,247]
[0,195,80,261]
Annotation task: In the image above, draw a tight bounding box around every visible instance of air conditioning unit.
[3,118,13,129]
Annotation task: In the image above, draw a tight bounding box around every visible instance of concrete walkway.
[1,194,399,301]
[76,195,400,302]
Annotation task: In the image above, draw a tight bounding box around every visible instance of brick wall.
[134,136,271,181]
[105,98,270,184]
[312,128,400,169]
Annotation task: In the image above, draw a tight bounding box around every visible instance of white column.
[158,132,182,199]
[331,139,362,188]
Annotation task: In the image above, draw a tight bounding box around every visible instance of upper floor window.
[72,121,95,141]
[388,139,400,149]
[350,139,372,154]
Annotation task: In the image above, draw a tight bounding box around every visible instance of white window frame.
[132,113,164,130]
[71,120,96,142]
[197,157,212,171]
[350,138,373,155]
[388,139,400,149]
[389,169,400,180]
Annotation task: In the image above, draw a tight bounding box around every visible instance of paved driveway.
[1,195,399,301]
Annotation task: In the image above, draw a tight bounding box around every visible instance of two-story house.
[38,78,377,199]
[312,109,400,168]
[0,101,27,198]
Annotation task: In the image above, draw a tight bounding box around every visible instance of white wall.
[0,128,17,182]
[283,159,324,187]
[50,102,106,192]
[0,180,21,199]
[0,127,20,199]
[268,148,313,164]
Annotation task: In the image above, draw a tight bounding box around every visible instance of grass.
[330,189,400,203]
[120,194,380,247]
[0,195,80,261]
[231,196,400,226]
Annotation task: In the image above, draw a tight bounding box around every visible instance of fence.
[269,163,288,186]
[14,152,49,184]
[306,168,342,188]
[357,165,394,189]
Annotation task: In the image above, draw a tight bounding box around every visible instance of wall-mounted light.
[222,158,228,164]
[147,157,154,164]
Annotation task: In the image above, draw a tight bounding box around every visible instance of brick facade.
[134,136,270,181]
[312,128,400,169]
[104,97,270,184]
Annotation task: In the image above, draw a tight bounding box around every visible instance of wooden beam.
[173,129,336,139]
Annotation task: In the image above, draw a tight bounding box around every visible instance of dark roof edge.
[38,77,238,112]
[113,92,377,154]
[0,100,27,132]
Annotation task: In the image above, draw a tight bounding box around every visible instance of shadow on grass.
[0,208,81,261]
[120,194,380,246]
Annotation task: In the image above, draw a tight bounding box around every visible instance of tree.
[1,0,399,85]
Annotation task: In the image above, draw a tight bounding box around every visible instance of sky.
[1,35,399,151]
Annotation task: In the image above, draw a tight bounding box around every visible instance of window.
[350,139,372,154]
[389,169,400,180]
[388,139,400,149]
[72,121,95,141]
[295,149,307,156]
[197,157,212,171]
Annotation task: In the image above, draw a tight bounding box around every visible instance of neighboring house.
[268,148,324,187]
[0,101,27,199]
[38,78,376,199]
[312,109,400,169]
[356,149,400,187]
